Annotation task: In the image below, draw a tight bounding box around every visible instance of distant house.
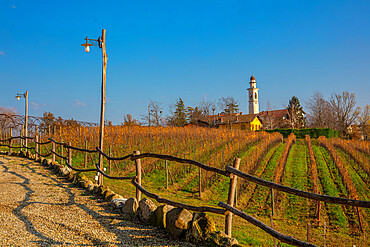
[201,113,262,131]
[258,109,289,129]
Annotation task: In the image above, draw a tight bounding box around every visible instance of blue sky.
[1,0,369,124]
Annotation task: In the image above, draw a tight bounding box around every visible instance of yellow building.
[203,113,262,131]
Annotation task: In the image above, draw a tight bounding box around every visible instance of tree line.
[306,91,369,138]
[124,96,240,127]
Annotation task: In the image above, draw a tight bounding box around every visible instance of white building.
[247,75,259,114]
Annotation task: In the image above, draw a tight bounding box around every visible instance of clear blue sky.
[1,0,369,124]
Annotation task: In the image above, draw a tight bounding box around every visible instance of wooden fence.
[1,135,370,247]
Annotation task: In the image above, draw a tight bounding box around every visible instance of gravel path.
[0,155,194,247]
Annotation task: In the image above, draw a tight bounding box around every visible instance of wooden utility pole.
[24,91,28,148]
[225,157,240,237]
[97,29,108,186]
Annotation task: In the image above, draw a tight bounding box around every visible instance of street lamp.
[15,91,28,148]
[81,29,108,186]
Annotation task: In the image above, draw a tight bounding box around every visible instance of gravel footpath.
[0,155,194,247]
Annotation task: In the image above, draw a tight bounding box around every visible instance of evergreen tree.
[168,98,188,127]
[287,96,305,129]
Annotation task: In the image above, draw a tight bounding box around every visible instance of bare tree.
[123,114,139,126]
[358,104,370,140]
[263,101,277,130]
[0,106,18,132]
[141,101,164,127]
[329,91,360,134]
[305,91,334,128]
[218,96,239,115]
[197,98,217,117]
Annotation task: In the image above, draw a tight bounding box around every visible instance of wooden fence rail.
[1,135,369,247]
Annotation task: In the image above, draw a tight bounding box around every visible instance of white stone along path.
[0,155,194,247]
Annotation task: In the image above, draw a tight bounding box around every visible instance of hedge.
[261,128,339,139]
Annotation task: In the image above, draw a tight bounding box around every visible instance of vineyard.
[1,126,369,246]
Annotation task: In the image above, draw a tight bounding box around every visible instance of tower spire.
[247,75,259,114]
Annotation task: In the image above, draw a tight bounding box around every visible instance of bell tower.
[248,75,259,114]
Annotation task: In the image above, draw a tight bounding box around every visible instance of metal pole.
[98,29,108,186]
[25,91,28,148]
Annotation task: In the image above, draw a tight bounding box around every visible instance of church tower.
[248,75,259,114]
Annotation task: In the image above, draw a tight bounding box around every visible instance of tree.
[141,101,164,127]
[305,91,334,128]
[168,98,188,127]
[40,112,55,134]
[329,91,360,134]
[287,96,305,129]
[0,106,17,132]
[218,96,239,115]
[123,114,139,126]
[187,106,203,125]
[358,104,370,140]
[263,101,277,130]
[197,98,217,117]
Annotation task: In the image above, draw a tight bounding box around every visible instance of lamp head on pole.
[16,95,21,101]
[81,36,93,53]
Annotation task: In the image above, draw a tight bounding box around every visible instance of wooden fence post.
[270,212,277,247]
[20,124,24,151]
[9,128,12,154]
[60,137,64,163]
[134,151,141,202]
[109,145,112,174]
[225,157,241,237]
[271,188,275,216]
[199,167,202,198]
[35,135,39,160]
[166,160,169,189]
[323,221,327,247]
[52,140,56,163]
[317,191,321,224]
[68,142,72,166]
[39,134,41,157]
[307,222,311,243]
[84,140,88,168]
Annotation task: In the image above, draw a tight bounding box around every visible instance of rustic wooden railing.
[1,135,370,247]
